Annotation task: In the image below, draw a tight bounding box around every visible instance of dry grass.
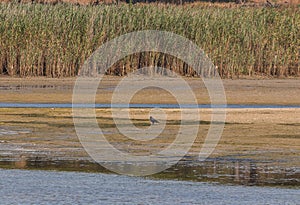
[0,0,299,6]
[0,3,299,78]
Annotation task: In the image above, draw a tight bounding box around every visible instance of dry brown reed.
[0,3,299,77]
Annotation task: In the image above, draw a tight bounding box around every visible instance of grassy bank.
[0,3,299,77]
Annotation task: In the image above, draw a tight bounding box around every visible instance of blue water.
[0,169,298,205]
[0,103,299,109]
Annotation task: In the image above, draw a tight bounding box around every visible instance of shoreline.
[0,76,299,105]
[0,76,299,186]
[0,107,299,186]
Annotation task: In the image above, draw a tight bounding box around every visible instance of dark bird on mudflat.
[150,116,159,124]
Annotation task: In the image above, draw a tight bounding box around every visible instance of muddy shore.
[0,107,299,185]
[0,77,299,186]
[0,76,299,105]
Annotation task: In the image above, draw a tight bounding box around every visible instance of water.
[0,101,299,203]
[0,102,299,108]
[0,155,299,187]
[0,169,298,205]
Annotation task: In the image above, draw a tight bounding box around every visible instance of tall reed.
[0,3,299,77]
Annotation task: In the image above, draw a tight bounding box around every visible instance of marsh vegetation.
[0,3,298,77]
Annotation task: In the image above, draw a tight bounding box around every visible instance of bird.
[150,116,159,124]
[266,0,275,7]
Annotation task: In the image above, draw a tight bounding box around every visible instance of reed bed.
[0,3,299,77]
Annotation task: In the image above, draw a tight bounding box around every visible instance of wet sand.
[0,76,299,105]
[0,77,299,185]
[0,107,299,185]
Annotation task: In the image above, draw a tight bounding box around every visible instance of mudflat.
[0,76,299,105]
[0,77,299,185]
[1,107,299,160]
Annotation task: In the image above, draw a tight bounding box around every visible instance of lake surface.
[1,155,299,187]
[0,103,299,108]
[0,168,299,205]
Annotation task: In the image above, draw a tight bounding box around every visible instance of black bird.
[150,116,159,124]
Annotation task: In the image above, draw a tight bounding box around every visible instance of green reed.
[0,3,299,77]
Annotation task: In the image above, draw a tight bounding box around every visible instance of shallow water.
[0,102,299,108]
[0,168,298,205]
[0,128,31,136]
[0,155,299,187]
[0,108,299,187]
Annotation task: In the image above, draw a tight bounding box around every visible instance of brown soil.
[0,76,299,105]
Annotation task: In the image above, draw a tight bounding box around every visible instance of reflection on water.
[0,155,298,187]
[1,169,299,205]
[158,159,300,186]
[0,155,109,173]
